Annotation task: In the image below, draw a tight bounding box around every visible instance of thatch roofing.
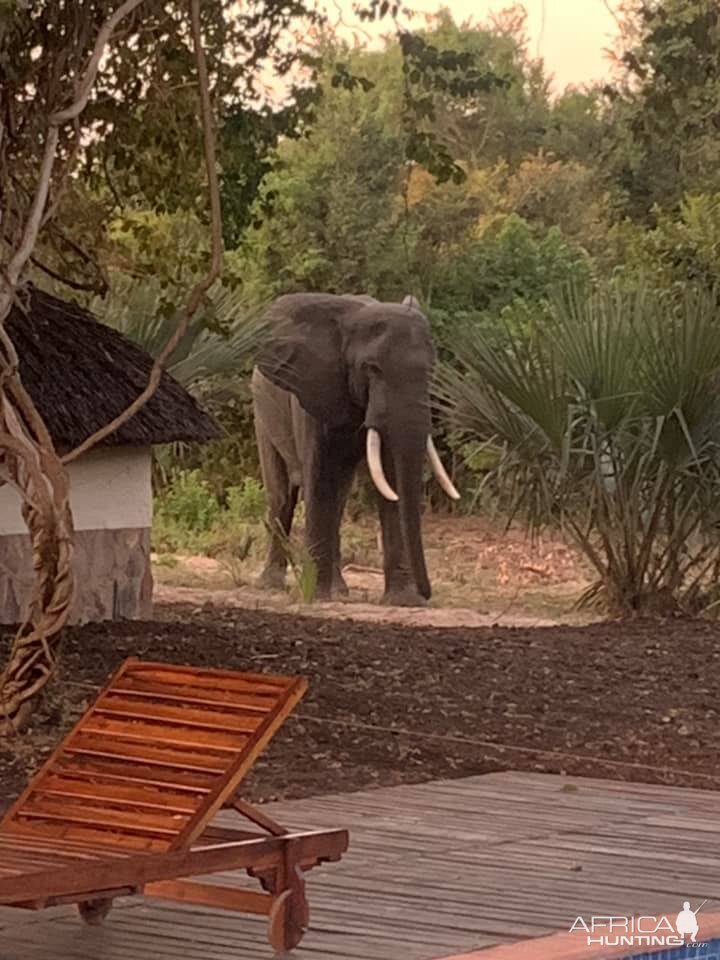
[6,286,221,449]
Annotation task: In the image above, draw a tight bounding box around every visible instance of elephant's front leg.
[303,425,360,600]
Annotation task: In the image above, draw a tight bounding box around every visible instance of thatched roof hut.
[0,286,222,624]
[7,285,220,449]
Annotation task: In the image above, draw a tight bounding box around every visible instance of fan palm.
[437,281,720,615]
[92,273,267,487]
[90,274,265,393]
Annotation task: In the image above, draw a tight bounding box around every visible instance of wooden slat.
[3,819,169,852]
[143,879,272,915]
[32,775,200,814]
[79,716,250,753]
[12,797,189,837]
[112,677,276,713]
[95,695,264,733]
[62,733,231,773]
[124,663,291,695]
[169,675,308,849]
[50,755,216,792]
[10,770,720,960]
[0,832,133,860]
[0,658,136,834]
[229,797,288,836]
[0,849,82,871]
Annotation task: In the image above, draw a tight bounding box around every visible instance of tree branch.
[0,127,59,312]
[0,0,147,324]
[49,0,146,125]
[62,0,224,465]
[29,253,108,295]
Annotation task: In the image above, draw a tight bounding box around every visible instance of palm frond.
[437,278,720,615]
[90,275,267,390]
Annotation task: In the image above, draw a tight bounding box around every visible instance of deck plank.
[2,771,720,959]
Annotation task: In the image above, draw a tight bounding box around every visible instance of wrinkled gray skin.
[252,292,432,606]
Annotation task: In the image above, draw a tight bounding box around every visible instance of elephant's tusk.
[366,429,399,502]
[427,436,461,500]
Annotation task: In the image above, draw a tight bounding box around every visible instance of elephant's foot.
[332,569,350,596]
[312,577,348,603]
[256,566,287,591]
[314,583,332,602]
[381,586,429,608]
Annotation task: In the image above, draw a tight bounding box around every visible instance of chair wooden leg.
[77,897,113,925]
[267,865,308,951]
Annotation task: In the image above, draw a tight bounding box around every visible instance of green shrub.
[438,280,720,617]
[153,469,222,552]
[226,477,266,523]
[155,469,221,531]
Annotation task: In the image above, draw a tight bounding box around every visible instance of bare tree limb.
[0,127,59,312]
[63,0,225,464]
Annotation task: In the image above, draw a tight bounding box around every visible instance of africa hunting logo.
[570,900,708,949]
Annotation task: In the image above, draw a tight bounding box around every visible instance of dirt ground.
[155,514,593,627]
[2,603,720,807]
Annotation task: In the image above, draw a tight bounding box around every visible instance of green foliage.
[414,7,551,170]
[152,470,265,563]
[226,478,266,524]
[155,470,220,549]
[603,0,720,219]
[429,214,591,352]
[439,281,720,616]
[543,87,608,167]
[604,193,720,291]
[240,9,578,303]
[398,28,508,184]
[243,87,409,298]
[1,1,326,293]
[501,155,611,251]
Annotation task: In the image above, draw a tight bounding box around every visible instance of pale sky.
[331,0,621,93]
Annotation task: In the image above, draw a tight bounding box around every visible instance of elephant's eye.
[363,360,381,376]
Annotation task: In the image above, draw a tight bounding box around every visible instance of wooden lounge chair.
[0,657,348,951]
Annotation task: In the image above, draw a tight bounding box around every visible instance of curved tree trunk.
[0,382,74,735]
[0,0,222,735]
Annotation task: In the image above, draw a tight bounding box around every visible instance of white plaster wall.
[0,446,152,534]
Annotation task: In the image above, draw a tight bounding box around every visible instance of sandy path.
[153,580,564,628]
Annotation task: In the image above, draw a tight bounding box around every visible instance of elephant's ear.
[256,294,355,427]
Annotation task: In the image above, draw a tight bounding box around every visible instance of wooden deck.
[2,771,720,959]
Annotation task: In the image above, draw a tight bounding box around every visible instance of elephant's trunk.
[391,426,432,600]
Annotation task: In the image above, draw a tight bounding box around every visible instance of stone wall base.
[0,527,153,625]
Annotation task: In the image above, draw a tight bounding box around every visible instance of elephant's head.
[258,292,459,600]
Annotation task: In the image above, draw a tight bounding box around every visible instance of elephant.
[251,292,459,606]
